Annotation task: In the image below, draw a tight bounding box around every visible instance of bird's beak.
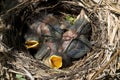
[25,40,39,49]
[49,55,62,69]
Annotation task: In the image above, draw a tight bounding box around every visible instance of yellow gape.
[49,55,62,69]
[25,40,39,49]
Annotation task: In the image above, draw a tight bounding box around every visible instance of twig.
[0,0,34,17]
[8,68,25,76]
[3,67,25,76]
[91,49,120,80]
[4,64,34,80]
[21,67,34,80]
[34,2,60,12]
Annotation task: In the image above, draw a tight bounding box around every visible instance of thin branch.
[91,49,120,80]
[21,67,34,80]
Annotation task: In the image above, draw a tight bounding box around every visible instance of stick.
[91,49,120,80]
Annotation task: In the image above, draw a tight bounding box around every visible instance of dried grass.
[0,0,120,80]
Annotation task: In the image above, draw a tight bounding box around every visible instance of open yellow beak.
[49,55,62,69]
[25,40,39,49]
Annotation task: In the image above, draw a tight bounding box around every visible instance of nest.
[0,0,120,80]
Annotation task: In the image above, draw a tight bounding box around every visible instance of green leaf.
[65,15,75,24]
[16,74,23,78]
[16,74,26,80]
[19,78,26,80]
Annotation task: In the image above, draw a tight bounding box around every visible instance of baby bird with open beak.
[33,14,65,69]
[24,14,64,69]
[24,27,40,50]
[45,10,92,68]
[24,9,92,69]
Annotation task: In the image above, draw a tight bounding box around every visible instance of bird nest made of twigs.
[0,0,120,80]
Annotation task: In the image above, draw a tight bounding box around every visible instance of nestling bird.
[24,27,40,49]
[66,35,91,59]
[24,10,92,69]
[32,14,68,69]
[42,10,92,68]
[24,14,65,69]
[61,9,92,59]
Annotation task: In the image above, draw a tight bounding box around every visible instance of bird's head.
[24,31,40,49]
